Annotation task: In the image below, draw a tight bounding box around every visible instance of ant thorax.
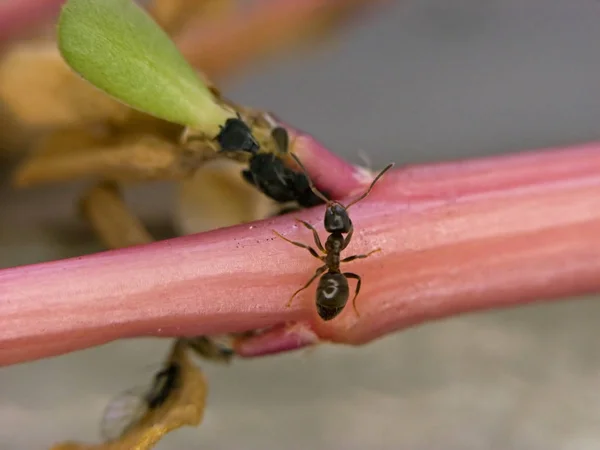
[324,233,344,271]
[325,233,344,254]
[324,203,352,233]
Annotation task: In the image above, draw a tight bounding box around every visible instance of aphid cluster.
[214,115,326,208]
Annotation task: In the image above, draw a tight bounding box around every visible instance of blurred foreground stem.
[1,139,600,366]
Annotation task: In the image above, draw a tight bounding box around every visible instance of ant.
[273,154,394,321]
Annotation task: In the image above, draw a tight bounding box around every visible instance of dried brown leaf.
[0,44,129,127]
[117,109,184,142]
[0,102,41,156]
[33,128,114,156]
[80,182,154,249]
[51,342,207,450]
[12,133,215,187]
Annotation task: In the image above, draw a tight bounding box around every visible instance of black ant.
[242,126,326,208]
[214,112,260,154]
[273,154,394,321]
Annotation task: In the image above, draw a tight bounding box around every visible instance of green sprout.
[58,0,233,133]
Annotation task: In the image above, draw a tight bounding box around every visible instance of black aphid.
[242,126,326,208]
[214,112,259,154]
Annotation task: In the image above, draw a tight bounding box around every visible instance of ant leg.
[343,272,362,317]
[286,265,327,308]
[340,248,381,263]
[295,219,325,253]
[341,225,354,250]
[272,230,324,261]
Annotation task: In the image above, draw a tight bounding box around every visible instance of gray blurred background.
[2,0,600,448]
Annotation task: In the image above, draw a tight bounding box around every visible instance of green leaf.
[57,0,232,130]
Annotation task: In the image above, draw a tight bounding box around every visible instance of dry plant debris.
[51,341,207,450]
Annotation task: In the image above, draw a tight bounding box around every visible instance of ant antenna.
[345,163,394,210]
[289,152,330,204]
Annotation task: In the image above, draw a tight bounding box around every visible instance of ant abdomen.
[316,273,349,321]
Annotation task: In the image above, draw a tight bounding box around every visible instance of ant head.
[324,203,352,233]
[316,272,349,321]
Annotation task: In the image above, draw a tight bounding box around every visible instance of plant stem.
[0,0,63,43]
[1,137,600,366]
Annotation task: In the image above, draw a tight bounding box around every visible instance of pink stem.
[0,0,64,43]
[1,139,600,366]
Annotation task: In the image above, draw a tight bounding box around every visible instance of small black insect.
[214,112,259,154]
[273,154,394,321]
[100,362,181,441]
[242,126,326,208]
[145,362,180,409]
